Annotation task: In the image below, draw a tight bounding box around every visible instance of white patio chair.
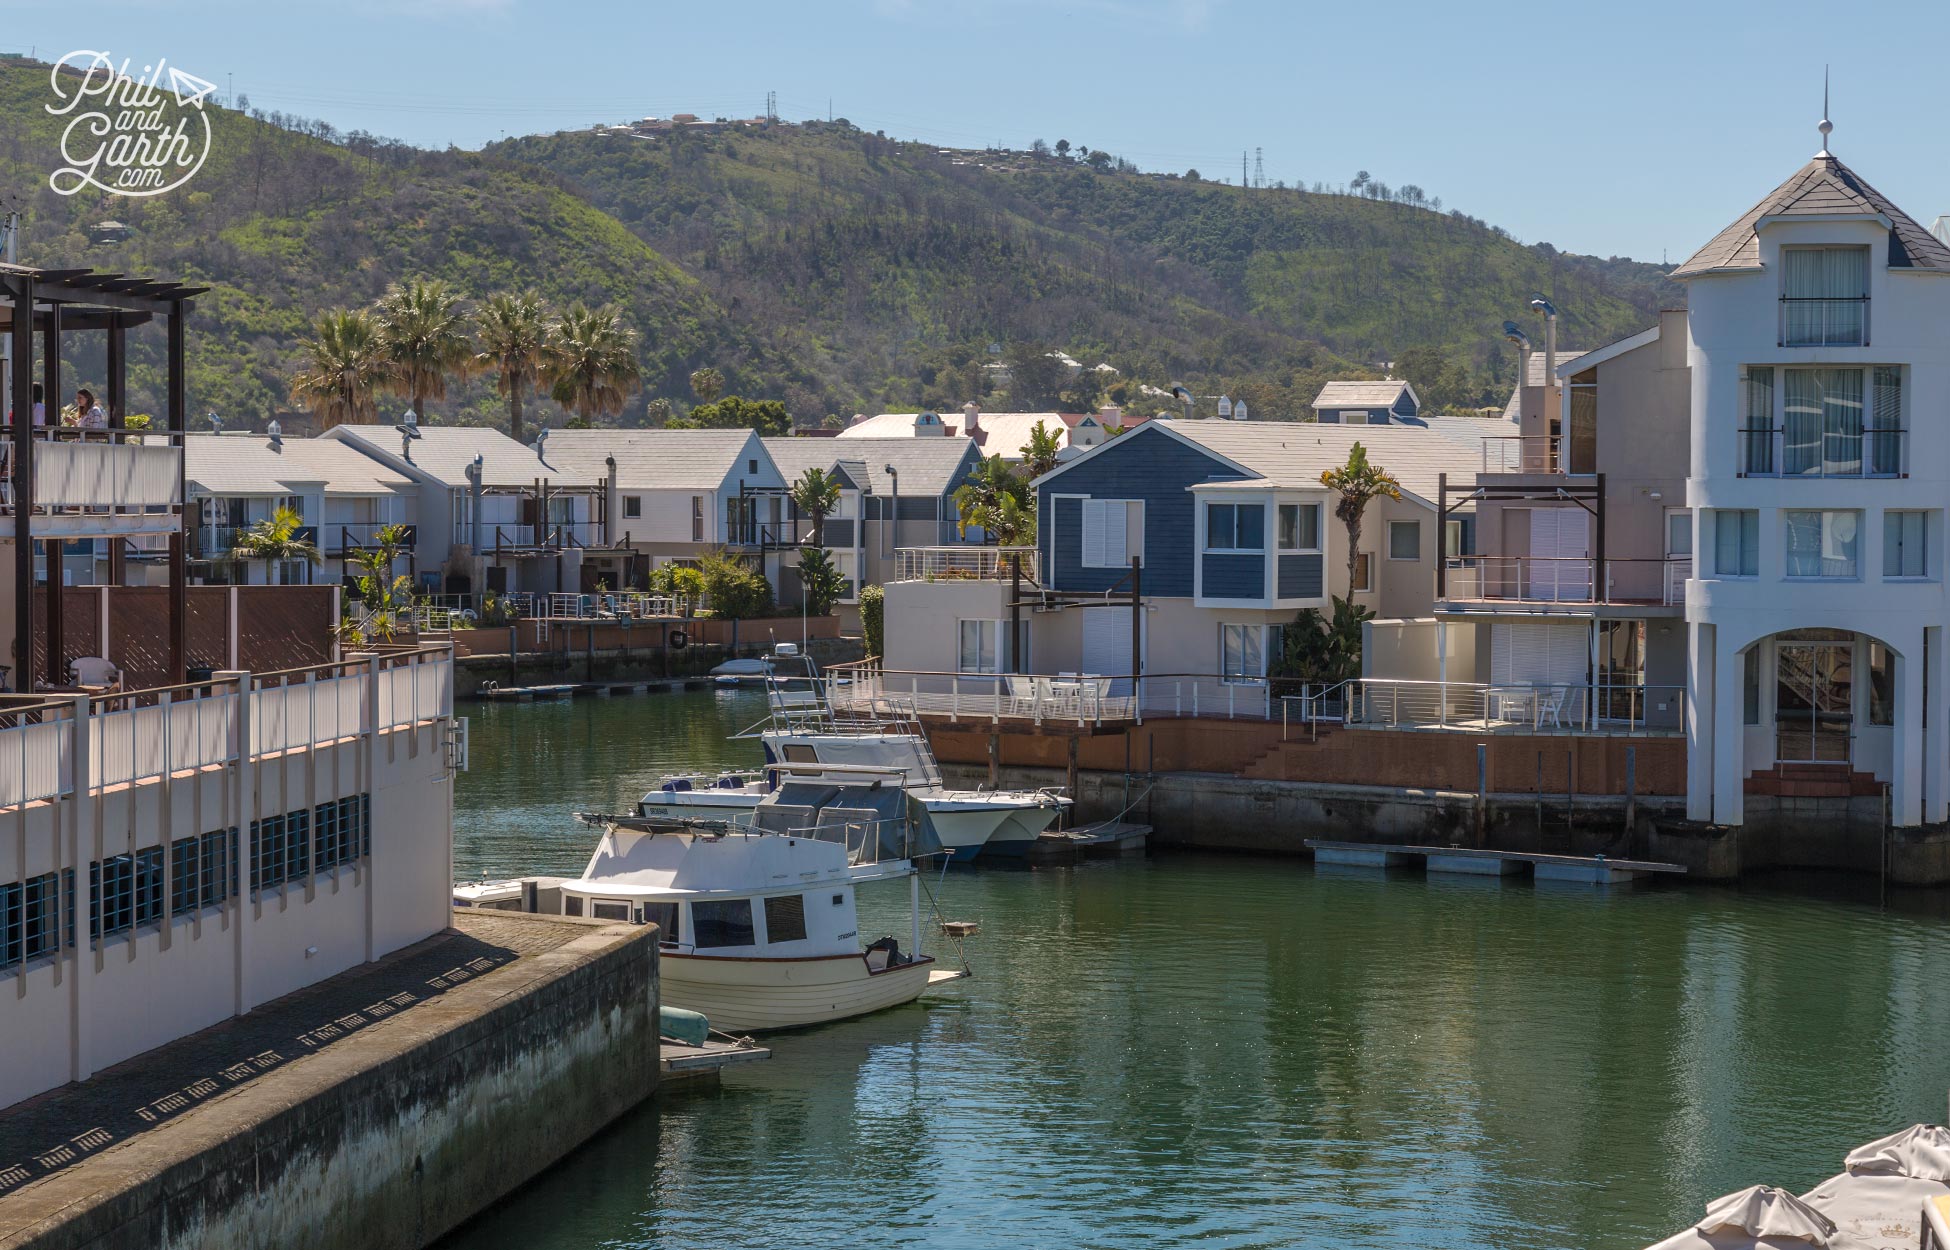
[71,656,122,691]
[1006,675,1038,716]
[1537,687,1566,729]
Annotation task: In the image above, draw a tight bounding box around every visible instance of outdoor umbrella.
[1643,1184,1837,1249]
[1799,1125,1950,1250]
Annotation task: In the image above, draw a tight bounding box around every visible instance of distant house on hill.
[1310,380,1421,425]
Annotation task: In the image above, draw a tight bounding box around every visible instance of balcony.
[725,520,800,551]
[1291,678,1685,736]
[893,546,1038,582]
[1780,295,1868,348]
[329,523,417,556]
[1441,557,1687,610]
[1737,426,1903,478]
[1479,435,1565,475]
[0,430,183,537]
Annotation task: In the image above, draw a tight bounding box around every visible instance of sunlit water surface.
[445,690,1950,1250]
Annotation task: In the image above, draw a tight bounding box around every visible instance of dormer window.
[1781,246,1869,347]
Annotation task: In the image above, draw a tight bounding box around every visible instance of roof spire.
[1817,65,1833,158]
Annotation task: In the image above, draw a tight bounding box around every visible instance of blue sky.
[15,1,1950,263]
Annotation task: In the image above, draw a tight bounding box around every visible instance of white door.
[1528,508,1591,602]
[1082,606,1145,697]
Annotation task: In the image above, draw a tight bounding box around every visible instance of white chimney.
[961,401,982,435]
[1098,405,1121,426]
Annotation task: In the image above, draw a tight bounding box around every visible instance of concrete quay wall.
[946,763,1950,885]
[0,913,658,1250]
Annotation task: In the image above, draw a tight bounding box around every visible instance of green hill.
[0,59,1679,429]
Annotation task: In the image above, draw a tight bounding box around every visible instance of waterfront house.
[763,435,983,615]
[0,265,458,1111]
[535,428,794,595]
[184,431,418,588]
[1311,380,1421,424]
[1368,309,1695,736]
[879,416,1485,691]
[840,404,1072,463]
[1675,135,1950,828]
[325,424,616,599]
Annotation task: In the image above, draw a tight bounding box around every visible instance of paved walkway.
[0,911,588,1201]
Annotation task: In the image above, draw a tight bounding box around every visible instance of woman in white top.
[71,389,107,430]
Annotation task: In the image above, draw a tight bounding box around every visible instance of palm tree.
[1319,441,1401,593]
[790,467,842,547]
[952,454,1030,543]
[544,303,641,423]
[1023,419,1063,479]
[288,309,388,428]
[690,366,724,405]
[231,506,320,585]
[475,291,549,442]
[374,278,474,424]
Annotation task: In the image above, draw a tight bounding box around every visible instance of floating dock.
[1028,820,1150,865]
[478,683,578,702]
[659,1038,770,1086]
[1304,840,1686,885]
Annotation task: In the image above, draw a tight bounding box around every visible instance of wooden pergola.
[1,264,207,687]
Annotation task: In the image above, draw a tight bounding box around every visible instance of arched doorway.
[1752,628,1896,772]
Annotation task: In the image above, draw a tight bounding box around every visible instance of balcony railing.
[1480,435,1564,474]
[1293,679,1686,736]
[191,523,322,560]
[331,522,418,555]
[1442,557,1688,607]
[893,546,1038,582]
[1737,426,1903,478]
[0,429,183,516]
[1780,295,1869,348]
[491,522,605,552]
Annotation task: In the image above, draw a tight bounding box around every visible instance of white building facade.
[1681,143,1950,827]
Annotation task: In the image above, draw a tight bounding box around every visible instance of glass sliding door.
[1774,631,1855,763]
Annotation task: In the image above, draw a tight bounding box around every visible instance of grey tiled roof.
[539,429,766,491]
[185,434,415,496]
[1312,380,1413,409]
[1161,415,1494,507]
[764,436,978,498]
[1673,155,1950,277]
[330,425,604,489]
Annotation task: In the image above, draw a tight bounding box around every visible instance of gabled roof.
[184,434,415,496]
[1311,380,1417,410]
[763,436,978,498]
[537,429,772,491]
[1673,154,1950,277]
[1555,325,1660,379]
[1524,350,1589,387]
[1156,416,1491,508]
[327,425,604,489]
[839,411,1068,459]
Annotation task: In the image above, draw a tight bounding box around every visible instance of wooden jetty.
[478,683,578,702]
[1304,840,1686,885]
[1028,820,1151,866]
[659,1037,770,1086]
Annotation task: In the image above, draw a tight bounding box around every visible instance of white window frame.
[1714,510,1759,578]
[1884,510,1930,581]
[1783,509,1861,580]
[1387,519,1421,561]
[1665,509,1693,558]
[1081,498,1143,569]
[622,495,642,520]
[1277,502,1321,553]
[1219,622,1269,685]
[956,619,1007,674]
[691,495,704,542]
[1204,500,1266,554]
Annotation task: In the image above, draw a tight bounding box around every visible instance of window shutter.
[1082,500,1106,567]
[1103,502,1127,566]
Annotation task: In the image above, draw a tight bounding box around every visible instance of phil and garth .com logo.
[46,50,215,197]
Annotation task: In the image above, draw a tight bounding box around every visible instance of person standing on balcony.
[6,383,46,425]
[72,388,107,431]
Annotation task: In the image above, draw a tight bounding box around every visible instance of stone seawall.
[0,912,658,1250]
[946,763,1950,885]
[454,635,864,697]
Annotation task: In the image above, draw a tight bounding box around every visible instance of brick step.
[1745,765,1884,798]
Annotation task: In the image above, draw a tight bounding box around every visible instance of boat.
[642,645,1068,860]
[457,764,970,1031]
[711,657,772,686]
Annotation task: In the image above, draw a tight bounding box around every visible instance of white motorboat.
[643,646,1068,859]
[458,766,970,1032]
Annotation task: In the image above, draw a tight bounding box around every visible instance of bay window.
[1205,502,1264,552]
[1277,502,1320,551]
[1781,245,1868,346]
[1783,509,1859,579]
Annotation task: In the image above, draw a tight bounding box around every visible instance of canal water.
[450,690,1950,1250]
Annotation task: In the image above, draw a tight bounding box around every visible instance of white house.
[184,432,417,587]
[1678,130,1950,827]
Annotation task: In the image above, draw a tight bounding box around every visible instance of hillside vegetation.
[0,59,1678,428]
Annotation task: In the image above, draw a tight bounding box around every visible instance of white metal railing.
[824,668,1282,725]
[32,438,182,509]
[1292,678,1686,736]
[0,702,78,806]
[1663,557,1691,607]
[1443,557,1689,607]
[893,546,1039,582]
[250,670,366,757]
[1480,435,1563,474]
[95,686,240,786]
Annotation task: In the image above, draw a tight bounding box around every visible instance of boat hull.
[979,803,1063,857]
[663,951,941,1031]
